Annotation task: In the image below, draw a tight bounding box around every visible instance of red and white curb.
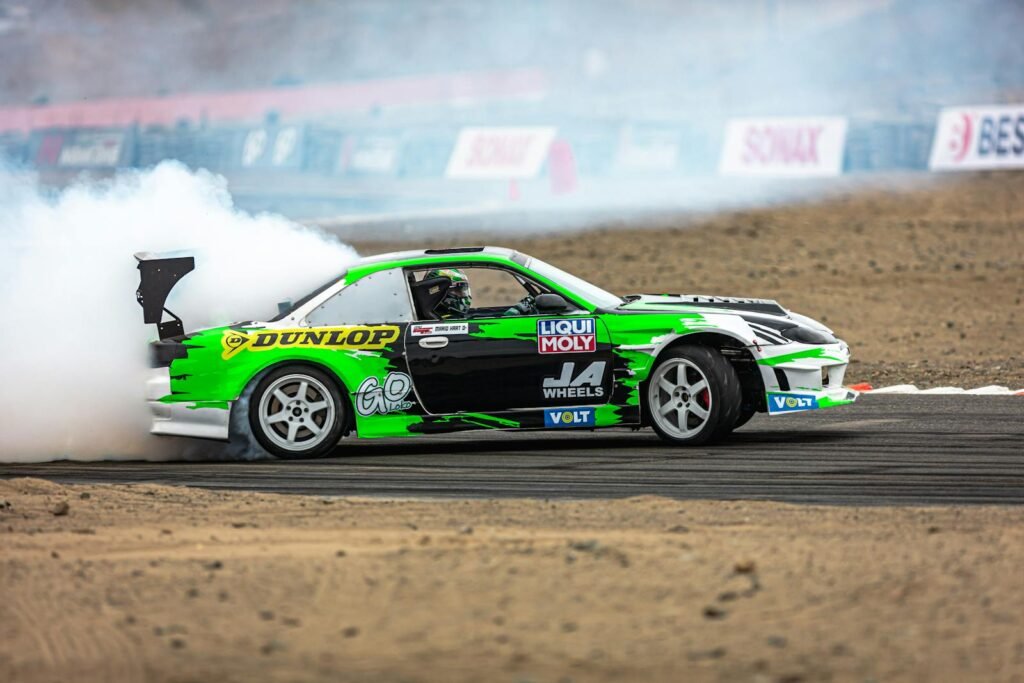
[847,383,1024,396]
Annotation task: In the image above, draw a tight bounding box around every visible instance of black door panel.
[405,315,613,414]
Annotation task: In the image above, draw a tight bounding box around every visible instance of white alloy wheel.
[648,358,713,439]
[256,373,337,453]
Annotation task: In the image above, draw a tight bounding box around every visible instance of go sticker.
[356,372,414,416]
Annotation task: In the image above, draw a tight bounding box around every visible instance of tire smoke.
[0,161,358,462]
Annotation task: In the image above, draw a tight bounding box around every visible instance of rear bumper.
[145,368,230,440]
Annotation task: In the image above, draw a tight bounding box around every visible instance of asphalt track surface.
[2,395,1022,505]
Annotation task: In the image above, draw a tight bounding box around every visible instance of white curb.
[867,384,918,394]
[852,384,1024,396]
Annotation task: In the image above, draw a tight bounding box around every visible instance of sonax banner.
[446,126,556,179]
[930,105,1024,170]
[720,117,847,177]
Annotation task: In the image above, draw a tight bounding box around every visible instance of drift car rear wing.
[134,252,195,340]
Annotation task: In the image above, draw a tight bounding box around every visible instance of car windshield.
[525,256,622,309]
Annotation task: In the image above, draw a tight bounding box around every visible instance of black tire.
[248,365,345,459]
[644,345,742,446]
[732,407,757,430]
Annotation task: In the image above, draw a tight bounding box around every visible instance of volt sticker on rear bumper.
[543,407,596,427]
[767,393,819,414]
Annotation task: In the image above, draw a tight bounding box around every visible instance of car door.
[405,308,614,415]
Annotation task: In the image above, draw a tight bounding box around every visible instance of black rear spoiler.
[134,252,195,340]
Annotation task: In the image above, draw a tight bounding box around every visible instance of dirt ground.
[2,478,1023,683]
[351,173,1024,388]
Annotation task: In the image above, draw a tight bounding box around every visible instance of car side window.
[461,267,533,309]
[305,267,414,326]
[407,265,582,319]
[462,266,585,316]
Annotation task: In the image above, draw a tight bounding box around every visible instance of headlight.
[778,325,837,345]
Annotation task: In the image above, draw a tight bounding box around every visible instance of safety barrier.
[0,113,1007,180]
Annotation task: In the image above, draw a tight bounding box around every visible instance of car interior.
[406,266,551,320]
[407,274,452,320]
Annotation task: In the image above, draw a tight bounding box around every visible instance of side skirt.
[354,404,642,439]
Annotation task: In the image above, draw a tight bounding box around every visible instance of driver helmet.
[427,268,472,316]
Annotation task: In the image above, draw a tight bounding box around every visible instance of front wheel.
[645,345,742,446]
[248,366,345,459]
[732,407,757,431]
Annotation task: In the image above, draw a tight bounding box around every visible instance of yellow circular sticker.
[785,398,798,408]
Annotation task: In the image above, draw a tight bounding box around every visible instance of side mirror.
[535,293,571,312]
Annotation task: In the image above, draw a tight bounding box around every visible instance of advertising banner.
[446,127,556,179]
[30,129,130,168]
[343,135,401,175]
[615,124,680,173]
[929,105,1024,170]
[58,131,125,167]
[239,125,304,168]
[720,117,847,177]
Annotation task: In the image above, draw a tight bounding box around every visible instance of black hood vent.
[627,294,788,317]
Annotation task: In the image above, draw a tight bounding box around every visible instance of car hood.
[616,294,790,317]
[614,294,838,340]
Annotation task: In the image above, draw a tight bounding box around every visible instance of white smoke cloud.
[0,161,359,462]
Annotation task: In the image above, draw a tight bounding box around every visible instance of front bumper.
[145,368,230,440]
[756,341,858,415]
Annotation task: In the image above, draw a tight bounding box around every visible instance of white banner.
[446,126,556,179]
[720,117,847,177]
[348,136,400,174]
[57,131,124,167]
[930,105,1024,170]
[240,126,303,168]
[615,125,680,172]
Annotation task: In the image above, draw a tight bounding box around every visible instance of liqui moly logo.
[537,318,596,354]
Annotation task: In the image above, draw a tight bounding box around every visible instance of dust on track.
[2,477,1023,683]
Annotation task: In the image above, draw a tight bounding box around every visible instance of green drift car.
[137,246,856,459]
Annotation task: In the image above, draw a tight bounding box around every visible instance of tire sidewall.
[732,407,757,431]
[248,365,345,459]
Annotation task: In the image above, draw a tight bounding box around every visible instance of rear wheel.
[645,345,742,446]
[248,366,345,459]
